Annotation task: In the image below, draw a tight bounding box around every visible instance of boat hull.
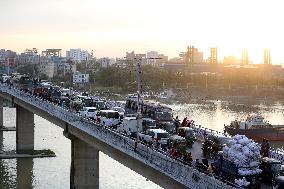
[224,127,284,141]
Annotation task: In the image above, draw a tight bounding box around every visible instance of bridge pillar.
[16,105,34,154]
[70,137,99,189]
[0,98,3,127]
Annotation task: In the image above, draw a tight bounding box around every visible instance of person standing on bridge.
[174,116,180,133]
[134,138,138,153]
[261,138,270,157]
[181,117,188,127]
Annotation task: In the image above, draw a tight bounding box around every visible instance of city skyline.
[1,0,284,63]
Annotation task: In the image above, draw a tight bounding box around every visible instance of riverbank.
[89,85,284,105]
[0,149,56,159]
[170,86,284,104]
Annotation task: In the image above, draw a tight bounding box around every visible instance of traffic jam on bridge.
[1,73,284,189]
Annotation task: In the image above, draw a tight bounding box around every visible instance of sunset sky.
[1,0,284,63]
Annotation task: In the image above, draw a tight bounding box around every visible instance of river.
[0,99,284,189]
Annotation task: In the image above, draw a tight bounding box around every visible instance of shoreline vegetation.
[31,149,56,156]
[85,84,284,105]
[58,64,284,104]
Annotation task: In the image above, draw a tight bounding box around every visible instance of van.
[78,107,97,119]
[96,110,120,127]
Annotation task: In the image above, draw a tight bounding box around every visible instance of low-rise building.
[66,48,90,63]
[73,72,89,83]
[39,60,55,78]
[98,57,115,68]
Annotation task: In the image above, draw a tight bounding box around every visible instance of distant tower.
[210,47,218,64]
[184,46,194,67]
[242,49,249,65]
[264,48,271,65]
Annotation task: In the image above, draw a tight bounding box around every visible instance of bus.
[125,96,173,123]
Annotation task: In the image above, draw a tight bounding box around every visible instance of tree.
[16,63,37,76]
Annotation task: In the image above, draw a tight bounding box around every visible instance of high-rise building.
[242,49,249,65]
[180,46,203,66]
[209,47,218,64]
[264,48,271,65]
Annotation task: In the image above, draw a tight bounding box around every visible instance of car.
[157,121,176,134]
[78,107,97,119]
[112,107,125,116]
[138,128,169,148]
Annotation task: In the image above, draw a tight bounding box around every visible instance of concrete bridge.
[0,83,239,189]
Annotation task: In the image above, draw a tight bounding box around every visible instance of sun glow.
[1,0,284,63]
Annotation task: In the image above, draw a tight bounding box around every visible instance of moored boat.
[224,115,284,141]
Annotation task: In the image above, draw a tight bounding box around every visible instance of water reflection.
[0,131,3,152]
[170,100,284,149]
[17,158,34,189]
[0,159,17,189]
[0,100,283,188]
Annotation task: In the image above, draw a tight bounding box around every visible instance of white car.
[111,107,125,116]
[138,128,169,147]
[78,107,97,119]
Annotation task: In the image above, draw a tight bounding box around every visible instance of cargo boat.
[224,115,284,141]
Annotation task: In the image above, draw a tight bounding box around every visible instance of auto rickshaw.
[275,176,284,189]
[202,134,230,158]
[177,127,196,148]
[260,157,282,185]
[168,134,187,155]
[158,121,176,134]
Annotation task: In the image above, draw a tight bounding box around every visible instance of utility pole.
[134,57,161,139]
[135,57,142,140]
[7,58,10,77]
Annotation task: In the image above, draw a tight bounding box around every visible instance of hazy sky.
[1,0,284,63]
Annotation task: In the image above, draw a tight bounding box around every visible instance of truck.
[213,153,282,187]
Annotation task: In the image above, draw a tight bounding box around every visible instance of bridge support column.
[0,98,3,127]
[70,137,99,189]
[16,105,34,154]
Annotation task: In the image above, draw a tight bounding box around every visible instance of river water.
[0,99,284,189]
